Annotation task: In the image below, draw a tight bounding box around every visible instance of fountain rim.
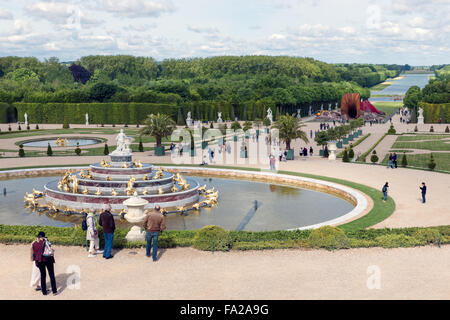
[4,166,369,230]
[17,136,105,147]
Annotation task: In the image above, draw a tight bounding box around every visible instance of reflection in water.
[269,184,301,198]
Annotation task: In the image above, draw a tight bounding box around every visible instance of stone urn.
[123,192,148,242]
[328,141,337,161]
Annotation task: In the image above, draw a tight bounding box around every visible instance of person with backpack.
[32,231,57,296]
[382,182,389,202]
[86,211,102,257]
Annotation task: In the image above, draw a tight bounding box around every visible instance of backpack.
[382,185,387,193]
[81,218,88,231]
[42,238,55,257]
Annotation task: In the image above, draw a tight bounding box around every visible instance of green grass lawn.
[396,135,449,142]
[371,101,404,115]
[381,152,450,172]
[392,138,450,151]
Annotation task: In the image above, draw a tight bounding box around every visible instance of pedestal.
[418,116,424,124]
[328,141,337,161]
[126,226,145,242]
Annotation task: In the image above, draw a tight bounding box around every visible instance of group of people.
[30,204,167,296]
[387,153,398,168]
[382,182,427,203]
[299,147,313,157]
[319,123,330,130]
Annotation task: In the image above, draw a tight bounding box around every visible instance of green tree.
[139,113,176,147]
[18,144,25,157]
[47,143,53,156]
[271,114,309,150]
[231,121,242,131]
[348,147,354,159]
[314,131,329,150]
[370,150,378,163]
[342,150,349,162]
[243,121,253,132]
[89,82,118,102]
[75,143,81,156]
[428,154,436,170]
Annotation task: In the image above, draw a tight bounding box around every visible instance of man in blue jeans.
[99,204,115,259]
[382,182,389,201]
[420,182,427,203]
[143,205,167,261]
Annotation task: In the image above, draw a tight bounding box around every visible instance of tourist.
[143,205,167,262]
[99,204,115,259]
[279,150,282,162]
[32,232,57,296]
[420,182,427,204]
[269,154,276,170]
[382,182,389,202]
[283,150,287,162]
[30,237,41,292]
[299,148,303,157]
[310,130,312,139]
[309,146,313,156]
[387,153,393,168]
[393,153,398,168]
[303,147,308,157]
[86,211,102,257]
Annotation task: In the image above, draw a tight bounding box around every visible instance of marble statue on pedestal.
[417,107,424,124]
[217,112,223,123]
[85,113,89,125]
[111,129,132,156]
[186,111,193,126]
[24,113,28,126]
[266,108,273,124]
[308,105,312,116]
[296,109,301,119]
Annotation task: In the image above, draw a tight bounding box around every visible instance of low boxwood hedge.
[1,224,448,251]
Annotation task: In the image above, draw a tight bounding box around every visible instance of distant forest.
[0,55,413,120]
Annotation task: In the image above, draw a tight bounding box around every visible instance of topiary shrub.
[413,229,440,244]
[308,226,349,250]
[62,118,70,129]
[193,225,232,252]
[342,149,349,162]
[35,124,39,130]
[18,144,25,157]
[387,124,396,134]
[112,123,116,127]
[47,143,53,156]
[8,125,11,132]
[138,140,144,152]
[104,143,109,155]
[26,125,30,130]
[401,153,407,167]
[445,126,449,133]
[124,123,128,127]
[429,125,434,132]
[101,123,104,127]
[18,124,22,131]
[428,154,436,170]
[370,150,378,163]
[210,122,214,129]
[75,143,81,156]
[414,125,418,132]
[348,148,354,159]
[375,234,421,248]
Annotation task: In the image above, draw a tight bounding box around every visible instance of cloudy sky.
[0,0,449,65]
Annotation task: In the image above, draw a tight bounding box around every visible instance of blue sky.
[0,0,449,65]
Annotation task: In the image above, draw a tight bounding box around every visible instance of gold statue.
[142,188,149,195]
[176,206,185,212]
[63,184,70,192]
[56,138,60,146]
[198,185,206,193]
[95,188,102,195]
[143,174,150,180]
[100,159,110,168]
[106,175,111,181]
[111,189,118,196]
[79,169,86,179]
[57,180,63,191]
[158,187,164,194]
[70,175,79,193]
[182,183,190,191]
[205,187,215,194]
[82,187,89,194]
[192,203,201,210]
[133,160,143,168]
[171,185,178,193]
[126,176,136,195]
[122,162,128,168]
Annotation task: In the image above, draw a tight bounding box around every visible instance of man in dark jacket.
[143,205,167,261]
[33,231,57,296]
[99,204,115,259]
[420,182,427,203]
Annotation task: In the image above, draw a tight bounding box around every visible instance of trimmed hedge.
[0,224,448,251]
[420,102,450,123]
[5,102,179,124]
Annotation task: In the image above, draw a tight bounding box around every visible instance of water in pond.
[370,73,432,99]
[0,175,354,231]
[22,138,102,147]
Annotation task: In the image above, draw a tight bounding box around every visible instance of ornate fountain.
[25,130,218,214]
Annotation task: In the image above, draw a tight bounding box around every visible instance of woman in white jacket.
[86,211,103,257]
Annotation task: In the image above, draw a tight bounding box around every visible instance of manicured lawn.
[392,138,450,151]
[371,101,403,115]
[396,135,449,142]
[381,152,450,172]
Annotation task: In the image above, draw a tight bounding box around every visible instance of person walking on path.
[269,154,275,170]
[30,237,41,292]
[99,204,115,259]
[420,182,427,203]
[393,153,398,168]
[32,232,57,296]
[143,205,167,262]
[382,182,389,202]
[86,211,102,257]
[309,146,313,156]
[387,154,393,168]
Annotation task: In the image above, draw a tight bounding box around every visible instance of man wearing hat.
[32,232,57,296]
[143,204,167,261]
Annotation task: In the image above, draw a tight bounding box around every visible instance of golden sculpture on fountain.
[95,188,102,195]
[100,159,110,168]
[126,176,136,196]
[111,189,118,196]
[133,159,143,168]
[82,187,89,194]
[158,187,164,194]
[70,175,79,194]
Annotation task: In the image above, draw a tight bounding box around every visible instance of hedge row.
[0,102,179,124]
[420,102,450,123]
[1,224,448,251]
[358,133,388,162]
[337,133,371,158]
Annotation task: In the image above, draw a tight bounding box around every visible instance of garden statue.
[186,111,193,126]
[85,113,89,125]
[266,108,273,124]
[24,113,28,126]
[217,111,223,123]
[320,104,324,111]
[308,105,312,116]
[297,109,301,119]
[111,129,131,156]
[328,103,331,111]
[417,107,424,124]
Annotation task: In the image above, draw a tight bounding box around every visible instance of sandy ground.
[0,244,448,300]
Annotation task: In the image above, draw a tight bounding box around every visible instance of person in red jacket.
[32,232,57,296]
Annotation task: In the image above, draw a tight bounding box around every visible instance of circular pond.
[0,175,354,231]
[21,138,103,147]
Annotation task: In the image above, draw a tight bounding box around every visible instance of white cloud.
[187,25,219,35]
[24,2,73,25]
[0,8,13,20]
[102,0,175,18]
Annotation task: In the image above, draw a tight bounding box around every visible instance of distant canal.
[370,73,433,102]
